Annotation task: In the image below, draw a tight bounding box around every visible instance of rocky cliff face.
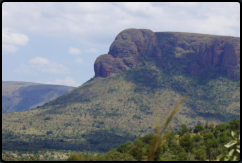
[94,28,167,78]
[94,29,240,79]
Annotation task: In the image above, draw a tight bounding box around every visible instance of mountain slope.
[2,29,240,153]
[2,81,76,113]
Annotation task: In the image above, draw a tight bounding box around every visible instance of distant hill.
[2,81,76,113]
[2,29,240,153]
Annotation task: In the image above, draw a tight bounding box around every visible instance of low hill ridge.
[2,81,76,113]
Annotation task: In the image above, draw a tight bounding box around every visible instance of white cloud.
[2,44,18,53]
[2,27,29,45]
[87,48,98,53]
[75,58,83,64]
[68,47,81,55]
[2,2,240,47]
[16,57,69,74]
[45,76,80,87]
[29,57,50,65]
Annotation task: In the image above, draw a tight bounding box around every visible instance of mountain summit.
[94,28,240,79]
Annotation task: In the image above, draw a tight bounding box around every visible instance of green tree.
[216,123,227,132]
[134,138,144,148]
[128,146,144,161]
[208,123,214,131]
[116,143,128,153]
[229,118,240,131]
[203,131,214,142]
[180,124,189,136]
[204,120,209,131]
[141,133,155,144]
[219,132,228,144]
[205,139,214,161]
[195,148,206,161]
[193,134,202,142]
[179,134,194,152]
[193,122,204,133]
[177,151,188,161]
[153,146,162,161]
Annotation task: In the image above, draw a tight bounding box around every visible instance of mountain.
[2,81,76,113]
[2,29,240,153]
[95,28,240,79]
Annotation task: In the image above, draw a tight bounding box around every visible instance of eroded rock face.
[94,29,240,79]
[189,41,240,79]
[94,28,165,78]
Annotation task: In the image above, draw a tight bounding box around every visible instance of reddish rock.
[94,29,240,79]
[94,28,165,78]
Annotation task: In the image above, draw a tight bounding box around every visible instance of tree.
[141,133,155,144]
[179,134,194,153]
[203,131,214,142]
[188,127,193,133]
[208,123,214,131]
[177,151,188,161]
[204,121,209,131]
[128,146,144,161]
[216,123,227,132]
[134,138,144,148]
[193,122,204,133]
[229,118,240,131]
[116,143,128,153]
[180,124,189,136]
[195,149,206,161]
[153,146,162,161]
[205,139,214,161]
[193,134,202,142]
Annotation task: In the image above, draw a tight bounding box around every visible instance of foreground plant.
[147,87,192,161]
[219,131,240,161]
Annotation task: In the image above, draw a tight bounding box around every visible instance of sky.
[2,2,240,87]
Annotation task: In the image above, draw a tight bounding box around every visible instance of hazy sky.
[2,2,240,87]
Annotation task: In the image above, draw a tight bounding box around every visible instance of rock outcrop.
[94,28,167,78]
[94,29,240,79]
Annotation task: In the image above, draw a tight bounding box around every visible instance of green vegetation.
[2,32,240,159]
[65,118,240,161]
[2,54,239,153]
[2,118,240,161]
